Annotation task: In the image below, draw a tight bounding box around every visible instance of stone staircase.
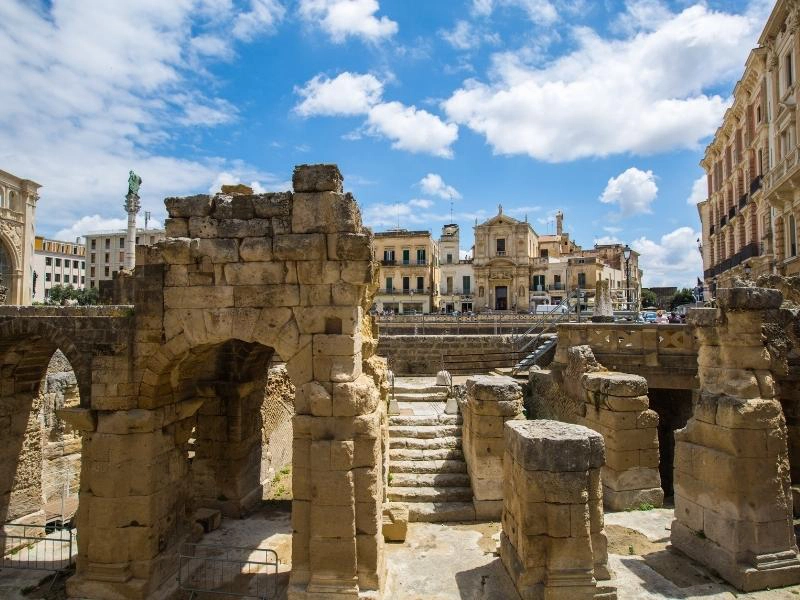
[390,379,449,403]
[387,413,475,522]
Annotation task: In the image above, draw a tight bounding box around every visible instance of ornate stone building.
[438,224,474,313]
[0,169,40,304]
[698,0,800,289]
[371,229,440,314]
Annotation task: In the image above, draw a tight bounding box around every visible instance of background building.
[372,229,440,314]
[85,228,164,289]
[438,224,474,313]
[32,237,86,302]
[0,169,40,304]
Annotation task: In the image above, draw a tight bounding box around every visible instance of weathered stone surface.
[505,420,605,472]
[582,371,648,397]
[252,192,292,218]
[165,194,212,218]
[382,503,408,542]
[716,286,782,311]
[293,164,343,193]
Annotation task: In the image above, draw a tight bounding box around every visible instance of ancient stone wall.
[461,376,524,519]
[378,334,537,375]
[672,286,800,591]
[500,420,615,600]
[260,363,295,495]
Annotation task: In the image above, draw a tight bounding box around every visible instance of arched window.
[0,188,5,209]
[0,242,12,303]
[788,214,797,258]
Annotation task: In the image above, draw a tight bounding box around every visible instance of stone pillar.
[577,370,663,510]
[124,192,140,272]
[500,420,615,600]
[671,286,800,592]
[462,375,524,519]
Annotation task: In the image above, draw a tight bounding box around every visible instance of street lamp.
[622,244,632,310]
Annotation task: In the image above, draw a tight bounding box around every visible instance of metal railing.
[750,174,763,194]
[728,206,736,220]
[703,242,760,278]
[739,193,748,209]
[178,543,279,599]
[377,288,431,295]
[2,522,76,588]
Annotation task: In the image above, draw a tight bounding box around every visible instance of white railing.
[765,147,800,192]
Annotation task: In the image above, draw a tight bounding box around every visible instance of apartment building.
[438,224,474,313]
[372,229,440,314]
[32,236,86,302]
[84,228,165,289]
[698,0,800,289]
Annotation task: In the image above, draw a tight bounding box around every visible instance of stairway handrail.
[512,290,577,356]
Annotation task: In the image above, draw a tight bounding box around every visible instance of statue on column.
[127,170,142,197]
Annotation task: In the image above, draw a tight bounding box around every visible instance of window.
[416,276,424,291]
[45,257,52,266]
[416,249,426,265]
[446,276,453,294]
[104,253,110,263]
[787,52,794,89]
[496,238,506,255]
[90,267,95,277]
[90,253,96,264]
[386,277,393,291]
[54,274,60,283]
[540,249,548,258]
[119,252,124,263]
[73,246,77,254]
[105,238,110,249]
[81,261,85,269]
[91,239,96,250]
[45,272,51,282]
[81,276,85,284]
[402,249,410,265]
[446,253,453,264]
[55,258,61,267]
[73,260,78,268]
[112,270,118,278]
[402,276,410,291]
[73,275,78,284]
[383,249,395,263]
[789,214,797,258]
[90,281,95,288]
[577,272,586,287]
[136,237,140,245]
[150,236,155,244]
[104,266,110,277]
[119,237,125,248]
[462,276,471,294]
[532,275,545,291]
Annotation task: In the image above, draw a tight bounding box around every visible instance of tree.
[46,284,99,306]
[640,288,658,308]
[670,288,695,310]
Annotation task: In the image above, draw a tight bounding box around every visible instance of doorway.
[495,286,508,310]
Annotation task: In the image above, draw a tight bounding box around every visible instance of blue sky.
[0,0,773,286]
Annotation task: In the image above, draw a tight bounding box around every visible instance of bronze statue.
[127,170,142,196]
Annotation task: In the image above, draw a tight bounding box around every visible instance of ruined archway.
[66,165,390,600]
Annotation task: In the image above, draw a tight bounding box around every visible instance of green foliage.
[669,288,695,310]
[637,502,655,511]
[628,545,635,555]
[46,284,99,306]
[640,288,658,308]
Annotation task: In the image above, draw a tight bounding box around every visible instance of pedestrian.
[655,310,669,324]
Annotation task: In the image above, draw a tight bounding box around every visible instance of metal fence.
[178,543,279,599]
[1,522,76,588]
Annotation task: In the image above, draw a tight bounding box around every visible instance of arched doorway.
[0,240,14,304]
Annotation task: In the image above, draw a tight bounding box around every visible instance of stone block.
[191,238,239,263]
[239,237,273,261]
[382,503,408,542]
[224,262,285,285]
[582,372,648,397]
[165,218,189,237]
[329,233,372,260]
[165,194,212,218]
[253,192,292,217]
[505,421,605,472]
[273,234,327,261]
[293,164,343,193]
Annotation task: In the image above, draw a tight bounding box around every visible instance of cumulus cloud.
[294,71,458,158]
[233,0,285,40]
[208,170,291,195]
[418,173,462,200]
[0,1,284,238]
[687,175,708,205]
[633,226,703,287]
[443,4,760,162]
[599,168,658,217]
[298,0,398,43]
[441,20,481,50]
[294,72,384,116]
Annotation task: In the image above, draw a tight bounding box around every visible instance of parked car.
[641,311,657,323]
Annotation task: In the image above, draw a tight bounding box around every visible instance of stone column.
[671,286,800,591]
[500,420,615,600]
[461,375,524,519]
[577,370,663,511]
[124,192,140,272]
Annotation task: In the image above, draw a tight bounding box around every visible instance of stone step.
[392,383,449,395]
[392,392,448,402]
[389,436,461,450]
[388,425,462,439]
[389,459,468,474]
[389,414,462,427]
[388,486,473,503]
[407,502,476,523]
[389,472,471,488]
[389,447,464,461]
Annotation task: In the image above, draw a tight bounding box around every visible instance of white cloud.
[54,214,164,242]
[687,175,708,205]
[208,170,291,195]
[0,1,283,238]
[366,102,458,158]
[409,198,434,209]
[603,226,622,234]
[232,0,285,40]
[633,226,702,287]
[443,4,760,162]
[294,72,384,117]
[298,0,398,43]
[599,168,658,217]
[441,20,481,50]
[593,234,622,245]
[418,174,461,200]
[471,0,558,25]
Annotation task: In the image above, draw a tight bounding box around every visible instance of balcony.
[720,215,727,227]
[703,242,760,279]
[548,283,565,291]
[765,148,800,195]
[381,259,396,266]
[442,288,472,297]
[387,259,428,266]
[750,175,762,194]
[738,193,748,209]
[378,288,431,295]
[496,251,507,256]
[728,206,736,220]
[530,285,546,292]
